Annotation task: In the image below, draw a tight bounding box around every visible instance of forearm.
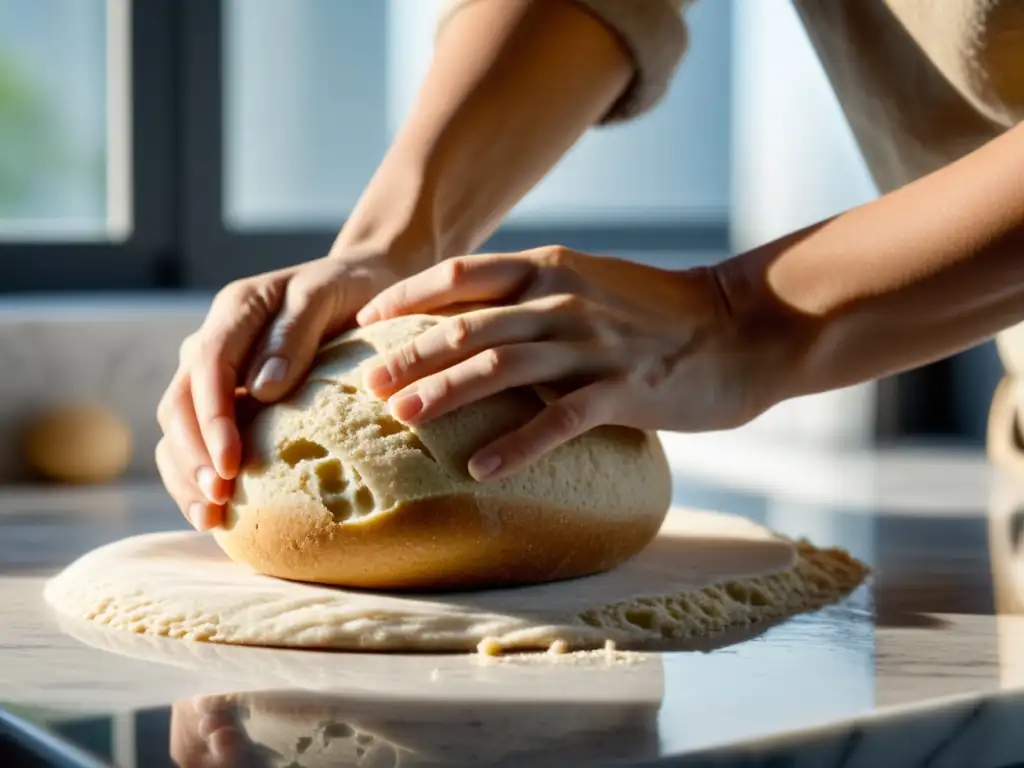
[332,0,634,270]
[720,123,1024,402]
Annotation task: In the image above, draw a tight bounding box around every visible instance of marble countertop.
[3,439,1024,766]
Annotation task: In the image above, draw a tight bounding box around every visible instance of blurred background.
[0,0,1005,484]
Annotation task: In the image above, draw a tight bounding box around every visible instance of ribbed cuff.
[570,0,690,123]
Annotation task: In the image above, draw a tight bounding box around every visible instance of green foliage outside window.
[0,52,61,213]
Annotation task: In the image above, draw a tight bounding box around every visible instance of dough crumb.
[473,645,647,667]
[477,636,503,656]
[547,639,569,655]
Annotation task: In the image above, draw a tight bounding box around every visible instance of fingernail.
[363,363,393,392]
[252,356,289,394]
[188,502,207,530]
[196,466,221,504]
[356,306,379,326]
[469,453,502,480]
[389,391,423,421]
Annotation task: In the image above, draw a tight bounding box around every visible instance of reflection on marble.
[8,452,1024,765]
[167,686,662,767]
[19,685,1024,768]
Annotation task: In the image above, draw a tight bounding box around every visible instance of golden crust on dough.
[214,492,668,591]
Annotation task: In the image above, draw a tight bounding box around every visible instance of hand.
[356,247,779,481]
[156,251,409,531]
[170,695,273,768]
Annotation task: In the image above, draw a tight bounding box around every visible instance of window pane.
[0,0,120,240]
[224,0,389,230]
[506,0,732,225]
[224,0,732,230]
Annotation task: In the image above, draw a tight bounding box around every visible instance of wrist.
[328,151,441,279]
[709,251,820,412]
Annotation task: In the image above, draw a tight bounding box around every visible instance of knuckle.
[532,253,578,296]
[549,292,586,314]
[444,316,472,349]
[216,278,258,309]
[178,333,199,366]
[443,257,470,287]
[213,276,282,329]
[196,333,227,363]
[593,317,625,348]
[154,439,168,468]
[395,342,422,373]
[287,271,331,308]
[156,379,186,431]
[547,401,584,437]
[542,245,574,268]
[154,440,182,488]
[421,374,453,404]
[479,347,505,376]
[156,394,171,430]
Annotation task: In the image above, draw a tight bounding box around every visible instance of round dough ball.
[214,313,673,592]
[23,404,133,484]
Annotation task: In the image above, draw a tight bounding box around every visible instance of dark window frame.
[0,0,179,293]
[177,0,731,288]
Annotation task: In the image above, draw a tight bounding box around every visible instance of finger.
[165,382,234,505]
[156,438,223,531]
[198,709,237,740]
[356,253,533,325]
[387,341,591,426]
[190,287,275,480]
[245,261,349,403]
[364,299,570,397]
[208,726,245,763]
[190,354,244,483]
[156,369,190,434]
[467,379,620,481]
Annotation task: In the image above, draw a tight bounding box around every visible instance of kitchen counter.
[3,438,1024,766]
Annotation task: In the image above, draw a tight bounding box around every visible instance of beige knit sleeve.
[436,0,691,124]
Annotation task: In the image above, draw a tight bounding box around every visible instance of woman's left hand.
[356,246,783,481]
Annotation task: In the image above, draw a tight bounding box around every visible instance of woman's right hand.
[156,251,410,531]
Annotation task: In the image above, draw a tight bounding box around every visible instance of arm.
[330,0,638,269]
[719,122,1024,404]
[348,125,1024,481]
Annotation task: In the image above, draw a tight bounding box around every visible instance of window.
[181,0,734,286]
[0,0,115,239]
[0,0,175,291]
[0,0,734,291]
[0,0,976,444]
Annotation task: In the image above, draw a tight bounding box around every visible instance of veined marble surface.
[2,446,1024,766]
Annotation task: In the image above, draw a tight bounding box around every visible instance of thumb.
[245,259,370,402]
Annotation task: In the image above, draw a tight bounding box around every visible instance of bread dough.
[217,312,672,591]
[22,403,132,484]
[44,508,869,654]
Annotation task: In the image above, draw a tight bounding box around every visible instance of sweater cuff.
[436,0,690,124]
[570,0,690,123]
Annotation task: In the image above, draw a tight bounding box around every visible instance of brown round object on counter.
[214,312,673,592]
[23,404,133,484]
